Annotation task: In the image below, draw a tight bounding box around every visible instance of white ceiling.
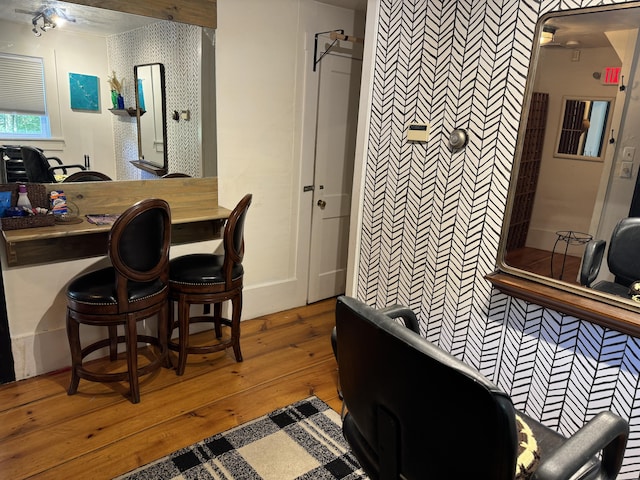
[544,7,640,49]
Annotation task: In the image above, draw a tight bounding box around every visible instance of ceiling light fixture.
[29,7,75,36]
[540,25,556,46]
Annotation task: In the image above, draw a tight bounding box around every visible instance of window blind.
[0,53,46,115]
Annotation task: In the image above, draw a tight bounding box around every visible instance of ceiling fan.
[15,5,76,36]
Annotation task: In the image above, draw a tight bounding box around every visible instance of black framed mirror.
[132,63,167,176]
[498,2,640,312]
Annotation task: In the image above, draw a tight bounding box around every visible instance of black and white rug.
[114,396,367,480]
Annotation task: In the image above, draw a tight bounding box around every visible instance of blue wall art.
[69,73,99,111]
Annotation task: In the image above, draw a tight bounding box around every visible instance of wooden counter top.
[2,177,231,267]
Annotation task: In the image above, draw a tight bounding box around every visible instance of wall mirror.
[0,0,215,179]
[133,63,167,175]
[555,97,612,160]
[498,2,640,312]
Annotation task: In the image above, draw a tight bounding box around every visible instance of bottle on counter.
[17,184,32,209]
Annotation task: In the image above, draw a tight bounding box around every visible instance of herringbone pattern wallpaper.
[357,0,640,476]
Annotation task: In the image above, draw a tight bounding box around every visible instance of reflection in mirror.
[0,0,213,179]
[556,97,612,159]
[500,3,640,311]
[133,63,167,174]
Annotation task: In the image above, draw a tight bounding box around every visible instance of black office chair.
[63,171,112,182]
[580,217,640,298]
[20,146,86,183]
[168,194,252,375]
[334,295,629,480]
[66,198,171,403]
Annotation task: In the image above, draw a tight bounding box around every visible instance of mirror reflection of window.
[556,98,610,158]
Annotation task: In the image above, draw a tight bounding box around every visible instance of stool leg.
[176,295,190,376]
[66,309,81,395]
[159,301,171,369]
[125,315,140,404]
[108,325,118,361]
[231,293,243,362]
[213,302,223,338]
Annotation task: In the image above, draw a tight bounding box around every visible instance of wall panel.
[357,0,640,476]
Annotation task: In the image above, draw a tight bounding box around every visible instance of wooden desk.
[2,177,230,267]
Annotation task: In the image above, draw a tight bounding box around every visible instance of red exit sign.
[602,66,622,85]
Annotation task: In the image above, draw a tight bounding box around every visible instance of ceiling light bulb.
[32,27,41,37]
[540,25,556,45]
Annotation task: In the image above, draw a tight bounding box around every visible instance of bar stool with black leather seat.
[66,198,171,403]
[168,193,252,375]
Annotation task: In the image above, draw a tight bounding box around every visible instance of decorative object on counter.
[107,70,125,110]
[0,190,11,217]
[50,190,67,215]
[0,184,54,230]
[17,184,31,209]
[68,73,99,111]
[85,213,120,225]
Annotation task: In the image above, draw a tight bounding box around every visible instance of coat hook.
[609,129,615,144]
[620,75,626,92]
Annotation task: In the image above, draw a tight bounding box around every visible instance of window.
[0,53,50,139]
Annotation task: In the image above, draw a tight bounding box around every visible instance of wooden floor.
[0,298,341,479]
[505,246,582,284]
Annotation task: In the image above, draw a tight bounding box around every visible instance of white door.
[307,52,362,303]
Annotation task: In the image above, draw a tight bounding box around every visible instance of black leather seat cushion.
[169,254,243,285]
[67,267,166,308]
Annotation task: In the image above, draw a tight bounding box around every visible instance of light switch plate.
[621,161,633,178]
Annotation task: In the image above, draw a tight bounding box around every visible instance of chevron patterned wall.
[356,0,640,476]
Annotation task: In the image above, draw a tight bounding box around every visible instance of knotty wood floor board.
[0,298,340,479]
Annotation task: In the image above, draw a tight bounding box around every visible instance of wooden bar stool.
[168,194,252,375]
[66,198,171,403]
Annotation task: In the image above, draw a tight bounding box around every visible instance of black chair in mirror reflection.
[65,198,172,403]
[167,193,252,375]
[580,217,640,299]
[334,295,629,480]
[20,146,87,183]
[0,145,111,183]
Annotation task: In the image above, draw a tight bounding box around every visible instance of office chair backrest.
[20,146,56,183]
[606,217,640,287]
[222,194,252,287]
[336,296,518,479]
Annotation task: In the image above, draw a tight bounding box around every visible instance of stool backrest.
[222,194,252,286]
[108,198,171,307]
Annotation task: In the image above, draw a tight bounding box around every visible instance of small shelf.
[130,160,167,176]
[109,108,146,117]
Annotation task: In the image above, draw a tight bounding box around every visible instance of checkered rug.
[114,396,367,480]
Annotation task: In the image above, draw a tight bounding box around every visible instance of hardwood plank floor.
[505,246,582,284]
[0,298,341,479]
